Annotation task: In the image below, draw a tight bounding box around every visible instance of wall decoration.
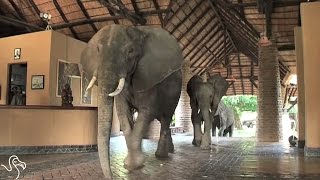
[14,48,21,60]
[80,71,92,105]
[56,60,71,97]
[31,75,45,89]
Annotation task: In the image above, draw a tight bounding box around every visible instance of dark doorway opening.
[7,63,27,105]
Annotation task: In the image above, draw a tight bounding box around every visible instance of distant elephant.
[212,101,235,137]
[81,25,183,178]
[187,75,228,149]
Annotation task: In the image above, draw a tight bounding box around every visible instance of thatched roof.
[0,0,311,97]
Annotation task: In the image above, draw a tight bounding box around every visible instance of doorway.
[7,63,27,105]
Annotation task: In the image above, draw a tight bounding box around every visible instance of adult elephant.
[212,101,235,137]
[187,74,228,149]
[81,25,183,179]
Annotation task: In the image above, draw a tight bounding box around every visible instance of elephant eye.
[128,48,134,54]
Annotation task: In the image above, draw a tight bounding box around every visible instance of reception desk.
[0,105,98,154]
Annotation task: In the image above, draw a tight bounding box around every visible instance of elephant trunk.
[200,108,212,149]
[97,78,116,179]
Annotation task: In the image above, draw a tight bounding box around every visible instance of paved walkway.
[1,134,320,179]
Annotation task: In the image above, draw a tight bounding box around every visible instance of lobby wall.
[0,31,52,105]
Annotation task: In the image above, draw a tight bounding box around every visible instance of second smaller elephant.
[212,101,235,137]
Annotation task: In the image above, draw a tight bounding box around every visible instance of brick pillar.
[175,60,193,133]
[294,27,305,148]
[301,2,320,156]
[256,41,283,142]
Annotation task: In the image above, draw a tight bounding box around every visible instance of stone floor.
[1,134,320,180]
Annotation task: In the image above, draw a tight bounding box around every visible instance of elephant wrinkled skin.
[187,75,228,149]
[212,101,235,137]
[80,25,183,179]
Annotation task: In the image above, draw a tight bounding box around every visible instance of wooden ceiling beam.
[100,0,146,25]
[52,9,168,29]
[177,7,213,41]
[8,0,26,21]
[208,0,238,52]
[226,0,313,8]
[237,53,245,94]
[278,44,295,51]
[215,4,258,49]
[189,32,225,65]
[182,17,218,51]
[163,0,174,27]
[52,0,79,39]
[76,0,98,32]
[170,0,205,34]
[0,15,43,31]
[152,0,164,26]
[218,1,258,37]
[165,0,190,26]
[197,45,233,75]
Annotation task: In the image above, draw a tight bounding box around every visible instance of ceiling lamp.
[40,12,52,30]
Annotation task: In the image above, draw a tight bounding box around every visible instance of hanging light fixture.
[259,32,272,46]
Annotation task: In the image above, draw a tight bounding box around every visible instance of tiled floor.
[1,134,320,180]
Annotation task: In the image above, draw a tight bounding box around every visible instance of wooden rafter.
[163,0,174,27]
[100,0,146,25]
[76,0,98,32]
[0,15,43,31]
[184,25,221,58]
[152,0,163,26]
[165,0,190,27]
[52,9,168,29]
[177,7,212,41]
[237,53,245,94]
[198,45,233,75]
[170,0,205,34]
[182,17,217,51]
[8,0,26,20]
[226,0,312,7]
[52,0,79,39]
[189,32,225,65]
[208,0,237,52]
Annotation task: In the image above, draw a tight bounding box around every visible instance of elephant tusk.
[209,108,212,113]
[198,109,201,114]
[108,78,125,97]
[86,76,97,92]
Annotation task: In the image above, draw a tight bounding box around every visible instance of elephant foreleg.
[155,117,172,158]
[218,126,226,137]
[115,97,132,140]
[192,111,202,146]
[124,110,152,170]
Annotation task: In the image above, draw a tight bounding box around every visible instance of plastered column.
[256,42,283,142]
[294,27,305,148]
[301,2,320,156]
[175,60,193,133]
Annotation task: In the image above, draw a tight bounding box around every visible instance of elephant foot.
[124,151,145,170]
[192,138,201,147]
[200,143,211,150]
[155,149,169,159]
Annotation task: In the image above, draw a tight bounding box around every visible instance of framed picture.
[56,59,71,97]
[14,48,21,60]
[31,75,45,89]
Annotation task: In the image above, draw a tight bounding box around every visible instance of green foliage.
[222,95,257,112]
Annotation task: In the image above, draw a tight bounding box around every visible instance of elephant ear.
[131,27,183,92]
[187,75,203,99]
[208,74,229,108]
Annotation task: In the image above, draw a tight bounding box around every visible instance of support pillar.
[256,41,283,142]
[175,60,193,133]
[301,2,320,156]
[294,27,305,148]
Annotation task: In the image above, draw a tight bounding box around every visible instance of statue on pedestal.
[61,83,73,107]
